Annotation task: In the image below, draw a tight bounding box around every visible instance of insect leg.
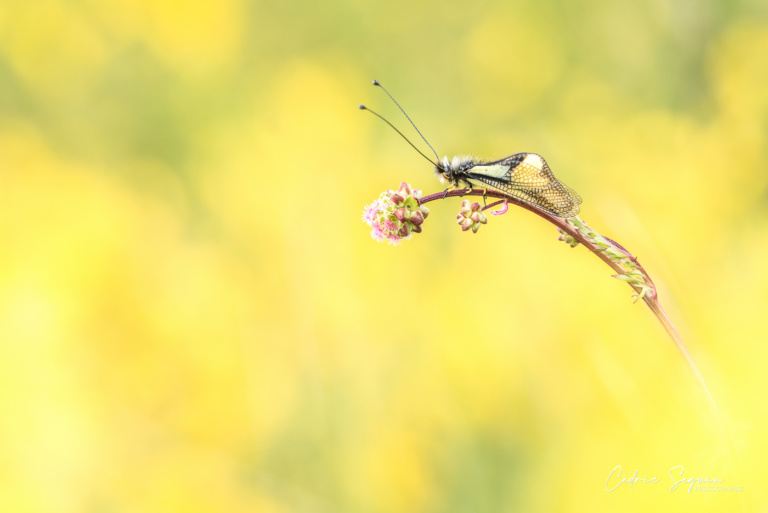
[461,178,473,197]
[442,181,460,199]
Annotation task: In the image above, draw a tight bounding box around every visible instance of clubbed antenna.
[358,104,438,167]
[371,80,440,163]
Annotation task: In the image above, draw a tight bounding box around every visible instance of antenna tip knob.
[372,79,380,86]
[358,104,366,110]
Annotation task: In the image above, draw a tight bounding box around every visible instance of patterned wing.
[469,153,582,217]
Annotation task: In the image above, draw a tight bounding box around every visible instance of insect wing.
[468,153,582,217]
[469,175,578,217]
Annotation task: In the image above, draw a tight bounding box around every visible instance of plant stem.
[420,190,688,369]
[420,189,635,281]
[420,189,735,464]
[415,188,743,510]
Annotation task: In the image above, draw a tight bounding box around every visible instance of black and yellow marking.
[441,153,582,218]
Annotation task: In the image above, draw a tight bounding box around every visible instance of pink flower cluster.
[362,182,430,245]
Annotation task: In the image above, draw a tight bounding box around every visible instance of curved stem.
[421,189,634,283]
[420,189,740,490]
[420,190,682,366]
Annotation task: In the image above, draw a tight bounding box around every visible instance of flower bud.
[457,200,488,234]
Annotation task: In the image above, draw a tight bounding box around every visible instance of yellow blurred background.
[1,0,767,511]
